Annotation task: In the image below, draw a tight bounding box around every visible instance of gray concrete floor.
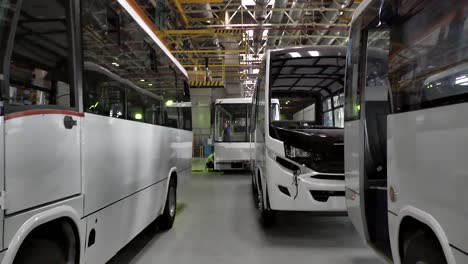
[108,168,381,264]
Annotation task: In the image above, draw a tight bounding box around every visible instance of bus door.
[3,0,81,214]
[361,20,392,258]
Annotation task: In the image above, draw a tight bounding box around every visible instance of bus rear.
[214,98,252,170]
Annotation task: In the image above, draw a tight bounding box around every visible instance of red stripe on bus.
[5,109,84,120]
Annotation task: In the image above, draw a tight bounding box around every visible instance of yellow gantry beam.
[171,0,189,26]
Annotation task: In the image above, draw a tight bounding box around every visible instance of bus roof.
[215,98,253,104]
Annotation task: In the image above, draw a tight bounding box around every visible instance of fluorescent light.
[166,99,174,106]
[140,79,145,82]
[455,76,468,85]
[112,62,120,67]
[134,113,143,120]
[308,51,320,57]
[289,52,301,58]
[242,0,256,5]
[149,83,153,86]
[117,0,188,78]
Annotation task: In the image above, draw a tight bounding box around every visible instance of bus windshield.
[269,49,346,130]
[215,103,249,142]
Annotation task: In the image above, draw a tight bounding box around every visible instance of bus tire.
[158,178,177,230]
[14,238,68,264]
[257,181,276,227]
[251,175,256,195]
[402,230,447,264]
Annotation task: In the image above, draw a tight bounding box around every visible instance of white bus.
[214,97,252,170]
[345,0,468,263]
[250,46,347,226]
[0,0,192,263]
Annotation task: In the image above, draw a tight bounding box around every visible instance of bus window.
[181,107,192,131]
[8,0,75,110]
[165,107,179,128]
[389,0,468,112]
[84,70,125,119]
[126,89,162,124]
[323,93,344,128]
[214,104,249,142]
[344,27,363,121]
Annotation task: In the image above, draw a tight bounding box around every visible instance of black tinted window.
[181,107,192,130]
[127,89,162,125]
[389,0,468,112]
[84,70,125,118]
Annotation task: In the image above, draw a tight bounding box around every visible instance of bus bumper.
[266,156,346,212]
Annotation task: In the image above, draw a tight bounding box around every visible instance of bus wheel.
[402,230,447,264]
[158,178,177,230]
[14,238,68,263]
[251,175,256,195]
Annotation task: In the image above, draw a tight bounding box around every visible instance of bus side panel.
[388,104,468,255]
[84,181,168,264]
[82,114,171,216]
[214,143,250,163]
[5,114,81,214]
[172,129,192,189]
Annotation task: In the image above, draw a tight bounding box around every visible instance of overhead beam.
[163,29,244,35]
[172,49,245,54]
[180,0,224,3]
[170,0,189,26]
[185,7,356,14]
[183,64,251,67]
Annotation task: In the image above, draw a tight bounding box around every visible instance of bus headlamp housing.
[285,145,312,158]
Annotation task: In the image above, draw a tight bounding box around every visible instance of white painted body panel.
[344,120,367,240]
[214,142,250,170]
[387,104,468,262]
[82,114,192,215]
[266,154,346,211]
[3,195,84,248]
[84,182,167,263]
[215,98,252,105]
[5,114,81,214]
[2,202,85,264]
[0,117,5,250]
[1,113,192,263]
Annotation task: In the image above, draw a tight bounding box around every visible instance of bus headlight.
[285,145,311,158]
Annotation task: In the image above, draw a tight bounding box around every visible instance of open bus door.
[345,0,394,260]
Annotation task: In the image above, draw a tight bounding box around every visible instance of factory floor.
[108,159,381,264]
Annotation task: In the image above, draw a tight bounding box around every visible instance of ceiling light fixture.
[308,51,320,57]
[289,52,301,58]
[117,0,188,78]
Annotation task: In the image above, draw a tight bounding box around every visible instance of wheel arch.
[3,205,83,264]
[395,206,455,264]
